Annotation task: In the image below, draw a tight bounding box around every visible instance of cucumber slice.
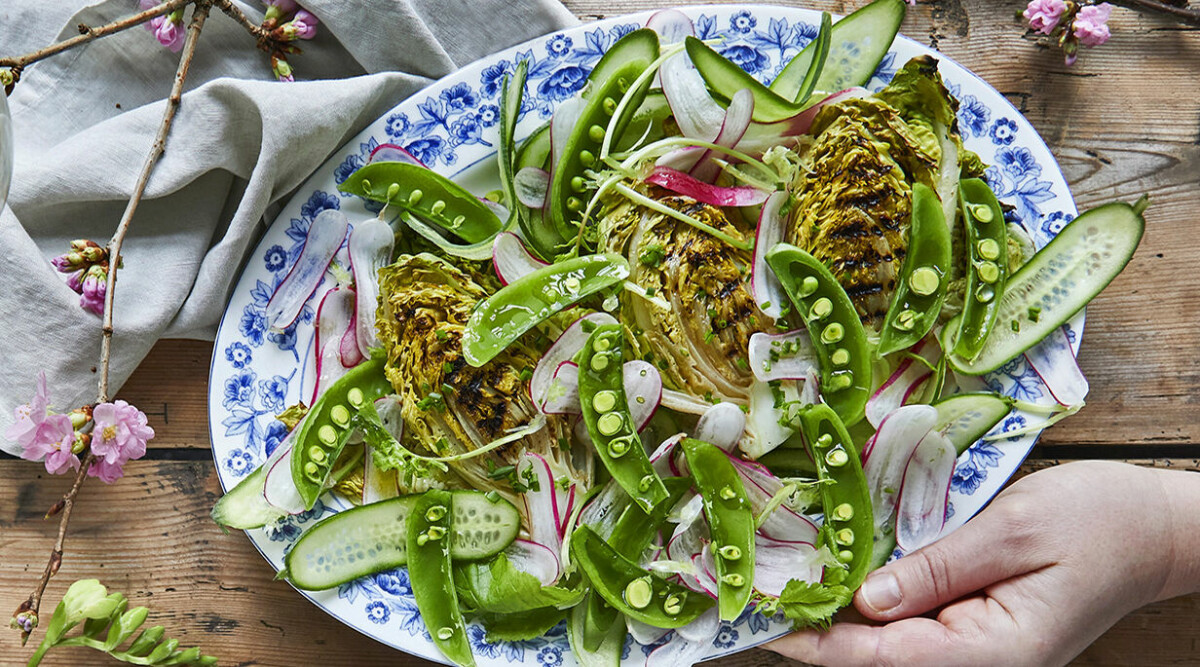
[282,491,520,590]
[685,36,803,123]
[515,124,551,172]
[772,0,907,100]
[948,199,1146,375]
[210,462,287,531]
[932,392,1012,455]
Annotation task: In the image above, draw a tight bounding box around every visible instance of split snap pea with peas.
[337,160,503,244]
[571,525,714,628]
[681,438,755,621]
[765,243,872,427]
[575,323,669,513]
[291,356,393,510]
[877,182,952,357]
[798,403,874,593]
[953,177,1009,361]
[549,30,659,240]
[408,489,475,667]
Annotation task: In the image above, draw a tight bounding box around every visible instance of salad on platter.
[211,2,1146,665]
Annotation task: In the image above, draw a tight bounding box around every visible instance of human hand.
[768,461,1200,667]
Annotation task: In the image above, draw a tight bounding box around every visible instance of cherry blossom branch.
[14,2,213,646]
[0,0,193,82]
[1110,0,1200,26]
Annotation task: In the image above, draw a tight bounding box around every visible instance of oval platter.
[210,5,1084,665]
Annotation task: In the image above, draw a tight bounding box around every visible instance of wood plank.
[1,460,1196,666]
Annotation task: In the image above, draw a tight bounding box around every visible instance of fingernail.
[859,572,902,612]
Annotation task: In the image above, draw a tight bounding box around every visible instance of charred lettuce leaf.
[375,254,589,506]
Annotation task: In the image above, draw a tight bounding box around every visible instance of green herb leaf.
[455,553,583,615]
[777,579,853,631]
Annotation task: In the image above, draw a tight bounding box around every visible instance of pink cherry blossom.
[1023,0,1068,35]
[4,372,51,450]
[90,400,154,473]
[87,457,126,484]
[1074,3,1113,47]
[154,18,186,52]
[22,414,80,476]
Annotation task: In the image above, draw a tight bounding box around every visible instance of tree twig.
[99,0,211,404]
[1110,0,1200,26]
[14,2,214,645]
[0,0,194,71]
[210,0,269,42]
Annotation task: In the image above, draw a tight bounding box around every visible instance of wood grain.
[1,461,1197,666]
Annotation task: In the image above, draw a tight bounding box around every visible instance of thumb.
[856,504,1049,621]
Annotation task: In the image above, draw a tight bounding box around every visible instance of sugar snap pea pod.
[583,28,660,101]
[798,403,874,592]
[550,57,656,240]
[575,324,669,513]
[581,476,692,652]
[463,253,629,367]
[953,178,1009,361]
[878,183,952,357]
[292,357,392,510]
[766,243,871,426]
[680,438,755,621]
[571,525,714,628]
[338,161,501,244]
[408,489,475,667]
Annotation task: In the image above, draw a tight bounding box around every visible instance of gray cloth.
[0,0,576,454]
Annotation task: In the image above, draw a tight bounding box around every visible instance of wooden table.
[3,1,1198,665]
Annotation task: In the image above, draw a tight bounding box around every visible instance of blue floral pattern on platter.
[210,7,1083,665]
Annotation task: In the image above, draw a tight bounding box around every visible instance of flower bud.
[272,54,295,82]
[51,252,86,273]
[72,431,90,455]
[66,268,86,294]
[10,610,37,634]
[280,10,318,41]
[68,408,91,431]
[80,245,107,263]
[69,239,98,252]
[80,265,107,316]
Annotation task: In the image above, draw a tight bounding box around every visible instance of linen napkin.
[0,0,577,455]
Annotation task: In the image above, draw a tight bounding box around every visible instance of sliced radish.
[863,404,938,528]
[514,167,551,209]
[347,218,394,358]
[798,366,821,406]
[1024,325,1089,407]
[748,329,816,382]
[518,452,567,563]
[262,423,306,514]
[660,52,724,142]
[368,142,426,167]
[339,308,364,367]
[312,287,356,405]
[649,433,685,477]
[643,166,769,207]
[505,539,561,587]
[645,8,695,44]
[530,313,618,410]
[689,87,754,183]
[493,231,548,286]
[374,395,404,440]
[866,339,942,428]
[578,479,628,540]
[694,402,746,451]
[627,617,670,646]
[266,208,348,330]
[623,360,664,431]
[896,431,956,552]
[727,455,819,544]
[541,361,581,414]
[645,610,719,667]
[480,197,510,222]
[751,192,790,322]
[734,87,871,155]
[744,378,797,459]
[753,534,821,597]
[655,145,705,173]
[551,96,587,172]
